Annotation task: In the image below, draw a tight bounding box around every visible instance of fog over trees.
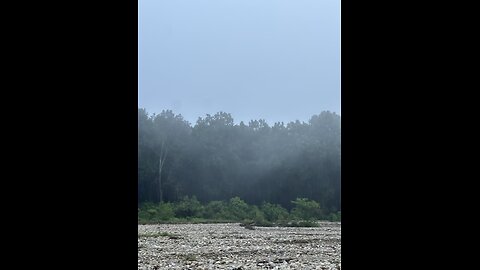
[138,108,340,214]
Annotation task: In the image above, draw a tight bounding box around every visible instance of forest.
[138,108,340,221]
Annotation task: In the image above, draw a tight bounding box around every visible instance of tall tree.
[138,108,341,214]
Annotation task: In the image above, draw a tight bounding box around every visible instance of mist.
[138,0,340,125]
[138,108,340,212]
[138,1,341,267]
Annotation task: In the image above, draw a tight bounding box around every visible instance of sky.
[138,0,340,125]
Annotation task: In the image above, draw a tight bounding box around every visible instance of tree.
[291,198,322,220]
[138,108,341,216]
[158,140,168,202]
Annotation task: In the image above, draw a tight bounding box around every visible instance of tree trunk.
[159,158,163,202]
[158,141,168,203]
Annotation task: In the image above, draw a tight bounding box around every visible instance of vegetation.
[138,196,341,225]
[138,231,179,238]
[138,109,340,217]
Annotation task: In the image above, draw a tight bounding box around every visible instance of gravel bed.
[138,222,341,269]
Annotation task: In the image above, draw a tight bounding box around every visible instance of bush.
[260,202,290,222]
[138,202,175,222]
[202,200,230,220]
[337,211,341,221]
[137,197,335,225]
[138,209,151,223]
[174,196,203,218]
[325,210,341,221]
[157,202,175,220]
[147,209,158,216]
[327,213,337,221]
[291,198,322,220]
[227,197,250,220]
[249,205,267,223]
[295,220,319,227]
[139,202,156,211]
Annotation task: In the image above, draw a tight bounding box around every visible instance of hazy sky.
[138,0,340,125]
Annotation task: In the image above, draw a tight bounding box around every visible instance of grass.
[180,254,197,261]
[137,231,181,239]
[239,219,319,228]
[138,218,238,225]
[282,220,320,227]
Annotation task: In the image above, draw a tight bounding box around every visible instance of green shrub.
[174,196,203,218]
[137,197,334,225]
[202,200,230,220]
[331,211,341,221]
[147,209,158,215]
[296,220,319,227]
[249,205,267,223]
[157,202,175,220]
[291,198,322,220]
[227,197,250,220]
[140,202,156,211]
[138,210,151,223]
[260,202,290,222]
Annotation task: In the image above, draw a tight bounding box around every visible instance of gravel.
[138,222,341,270]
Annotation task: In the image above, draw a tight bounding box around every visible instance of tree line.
[138,196,340,225]
[138,108,340,215]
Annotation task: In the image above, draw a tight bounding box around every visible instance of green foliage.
[291,198,322,220]
[327,211,341,222]
[147,209,157,216]
[249,205,267,224]
[202,200,230,220]
[260,202,290,222]
[138,210,150,224]
[138,231,178,238]
[138,108,341,215]
[157,202,175,220]
[138,202,175,222]
[138,197,333,226]
[281,220,319,227]
[174,196,203,218]
[227,197,250,220]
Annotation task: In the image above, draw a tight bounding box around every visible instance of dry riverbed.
[138,222,341,270]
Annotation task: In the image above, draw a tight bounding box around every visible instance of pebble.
[138,222,341,269]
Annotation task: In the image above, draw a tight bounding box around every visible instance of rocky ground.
[138,222,340,270]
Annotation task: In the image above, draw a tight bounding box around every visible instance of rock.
[138,223,341,269]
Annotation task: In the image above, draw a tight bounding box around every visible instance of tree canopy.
[138,109,340,214]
